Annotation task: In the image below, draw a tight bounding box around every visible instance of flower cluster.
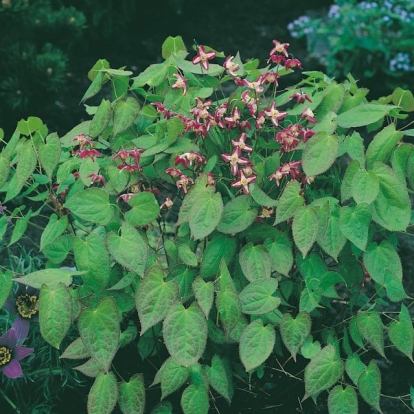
[71,133,102,161]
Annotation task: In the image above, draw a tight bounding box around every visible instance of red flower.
[301,107,317,124]
[231,132,253,153]
[269,39,290,57]
[172,73,188,95]
[221,148,250,176]
[192,45,216,71]
[231,169,257,195]
[264,102,288,127]
[223,55,240,77]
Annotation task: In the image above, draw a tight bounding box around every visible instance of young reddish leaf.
[388,304,414,361]
[292,206,318,258]
[125,192,160,227]
[370,162,411,231]
[60,337,90,360]
[345,353,367,385]
[107,222,148,276]
[180,384,209,414]
[240,319,275,372]
[356,312,385,357]
[280,312,312,361]
[160,358,189,400]
[39,283,72,349]
[302,132,339,177]
[89,99,112,138]
[274,180,304,225]
[358,360,383,413]
[78,298,120,372]
[118,374,146,414]
[239,243,271,282]
[163,302,207,367]
[339,204,371,251]
[136,266,179,335]
[206,355,234,405]
[87,371,118,414]
[328,385,358,414]
[216,195,258,234]
[64,188,113,226]
[366,124,404,169]
[351,169,379,204]
[303,345,344,400]
[192,277,214,319]
[239,279,280,315]
[199,235,237,279]
[264,232,293,276]
[189,191,223,240]
[38,132,61,178]
[113,97,140,136]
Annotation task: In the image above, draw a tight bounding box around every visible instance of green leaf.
[162,36,187,59]
[189,191,223,240]
[328,385,358,414]
[60,337,90,360]
[87,371,118,414]
[370,162,411,231]
[17,142,37,189]
[275,180,304,224]
[107,222,148,276]
[217,195,257,234]
[118,374,145,414]
[131,63,169,89]
[216,288,242,338]
[192,277,214,319]
[78,298,120,372]
[391,143,412,183]
[163,302,207,367]
[199,235,237,279]
[351,169,379,204]
[316,82,346,120]
[136,266,179,335]
[0,152,10,189]
[160,358,189,400]
[89,99,112,138]
[337,104,396,128]
[300,335,321,359]
[341,160,360,202]
[181,384,209,414]
[263,233,293,276]
[345,353,367,385]
[344,131,366,167]
[0,271,13,308]
[40,214,68,251]
[14,268,81,289]
[239,243,271,282]
[43,234,73,264]
[358,360,383,413]
[239,279,279,315]
[9,213,31,246]
[239,319,275,372]
[206,355,234,405]
[82,71,104,103]
[73,232,111,291]
[388,304,414,361]
[356,312,385,357]
[74,358,101,378]
[64,188,113,226]
[113,97,140,136]
[302,132,339,177]
[249,183,278,207]
[177,243,198,267]
[339,204,371,251]
[125,192,160,227]
[304,345,344,399]
[39,283,72,349]
[292,207,318,258]
[349,317,365,349]
[392,87,414,112]
[17,116,43,135]
[151,401,173,414]
[366,124,404,169]
[38,133,61,178]
[280,312,312,361]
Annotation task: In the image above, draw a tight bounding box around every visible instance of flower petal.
[12,316,30,343]
[14,346,34,361]
[2,359,23,379]
[0,327,18,348]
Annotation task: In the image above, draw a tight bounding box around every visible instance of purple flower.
[0,318,34,378]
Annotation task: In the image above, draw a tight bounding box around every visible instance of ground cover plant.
[0,35,414,413]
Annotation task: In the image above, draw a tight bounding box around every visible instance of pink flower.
[72,149,102,161]
[176,175,194,194]
[267,55,286,65]
[207,173,216,187]
[285,58,303,70]
[231,169,257,195]
[276,124,302,152]
[264,102,288,127]
[261,71,280,85]
[244,77,265,93]
[269,161,302,186]
[151,102,172,119]
[221,148,250,176]
[71,133,94,149]
[269,39,290,57]
[160,197,173,209]
[231,132,253,153]
[0,318,34,379]
[224,107,241,128]
[255,112,266,129]
[192,45,216,71]
[290,92,312,104]
[165,168,182,178]
[116,193,135,202]
[301,107,317,124]
[87,173,106,185]
[172,73,188,95]
[224,55,240,77]
[174,151,206,169]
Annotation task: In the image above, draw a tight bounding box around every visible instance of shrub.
[0,36,414,413]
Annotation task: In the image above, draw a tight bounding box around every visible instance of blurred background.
[0,0,413,136]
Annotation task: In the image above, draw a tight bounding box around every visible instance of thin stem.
[0,387,21,413]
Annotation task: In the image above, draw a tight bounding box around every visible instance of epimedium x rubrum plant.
[0,35,414,413]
